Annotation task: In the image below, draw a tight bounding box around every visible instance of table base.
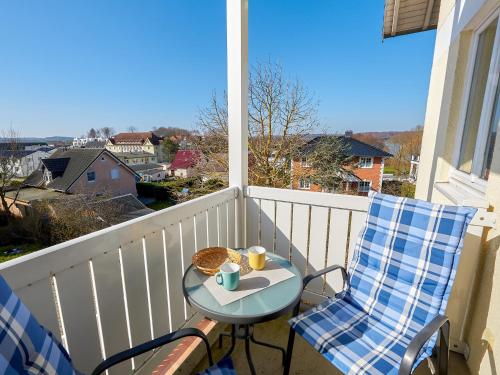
[218,324,286,375]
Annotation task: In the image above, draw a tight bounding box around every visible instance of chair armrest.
[91,327,213,375]
[303,264,349,291]
[291,265,349,317]
[399,315,450,375]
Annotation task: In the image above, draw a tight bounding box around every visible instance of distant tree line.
[84,127,115,139]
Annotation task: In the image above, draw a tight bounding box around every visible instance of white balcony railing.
[0,187,238,374]
[244,186,369,300]
[0,185,494,374]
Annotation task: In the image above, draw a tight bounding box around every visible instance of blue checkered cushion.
[197,356,236,375]
[0,274,80,374]
[290,192,476,374]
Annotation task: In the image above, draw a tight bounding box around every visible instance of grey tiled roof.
[301,136,393,158]
[129,163,163,172]
[89,194,154,222]
[44,149,103,191]
[23,169,45,187]
[24,148,103,191]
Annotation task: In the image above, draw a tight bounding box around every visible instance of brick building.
[291,133,392,195]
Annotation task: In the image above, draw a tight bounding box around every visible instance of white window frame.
[358,157,374,169]
[358,180,371,193]
[451,10,500,195]
[299,177,311,190]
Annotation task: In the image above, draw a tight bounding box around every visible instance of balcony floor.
[194,314,470,375]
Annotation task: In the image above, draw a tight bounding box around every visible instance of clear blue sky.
[0,1,436,138]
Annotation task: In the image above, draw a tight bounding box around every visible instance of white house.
[130,163,167,182]
[0,147,56,177]
[72,137,106,147]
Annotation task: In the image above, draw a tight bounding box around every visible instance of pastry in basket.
[192,247,241,276]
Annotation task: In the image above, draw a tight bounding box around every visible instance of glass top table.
[182,250,302,324]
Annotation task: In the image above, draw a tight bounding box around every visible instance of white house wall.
[416,0,500,373]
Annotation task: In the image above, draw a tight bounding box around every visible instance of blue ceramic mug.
[216,263,240,291]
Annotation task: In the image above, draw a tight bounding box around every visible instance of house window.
[87,171,96,182]
[358,181,371,193]
[454,15,500,182]
[111,168,120,180]
[359,157,374,168]
[299,178,311,190]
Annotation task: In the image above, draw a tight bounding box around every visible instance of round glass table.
[182,250,302,374]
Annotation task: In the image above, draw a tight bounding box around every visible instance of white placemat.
[203,256,295,306]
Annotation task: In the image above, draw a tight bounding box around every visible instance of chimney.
[345,130,353,138]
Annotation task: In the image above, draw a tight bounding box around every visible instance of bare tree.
[33,192,126,245]
[386,126,423,175]
[87,128,97,138]
[127,126,137,133]
[0,128,24,220]
[352,133,386,150]
[196,61,318,187]
[100,126,114,139]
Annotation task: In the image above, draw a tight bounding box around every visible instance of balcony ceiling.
[383,0,440,38]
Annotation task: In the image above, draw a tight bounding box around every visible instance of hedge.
[136,182,175,201]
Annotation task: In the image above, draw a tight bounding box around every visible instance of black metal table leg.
[218,323,287,373]
[283,327,296,375]
[222,324,237,359]
[244,325,257,375]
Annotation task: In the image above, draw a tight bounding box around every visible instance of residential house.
[0,141,48,151]
[0,147,55,177]
[292,132,392,194]
[23,148,139,197]
[111,152,158,166]
[170,150,200,178]
[106,132,164,162]
[131,163,167,182]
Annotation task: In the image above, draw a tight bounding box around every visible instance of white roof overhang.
[383,0,440,38]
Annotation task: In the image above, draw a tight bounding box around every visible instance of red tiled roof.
[110,132,162,145]
[170,150,200,170]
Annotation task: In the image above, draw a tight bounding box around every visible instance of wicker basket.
[192,247,241,276]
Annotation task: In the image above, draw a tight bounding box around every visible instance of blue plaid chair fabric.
[0,275,80,375]
[290,192,477,375]
[198,356,236,375]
